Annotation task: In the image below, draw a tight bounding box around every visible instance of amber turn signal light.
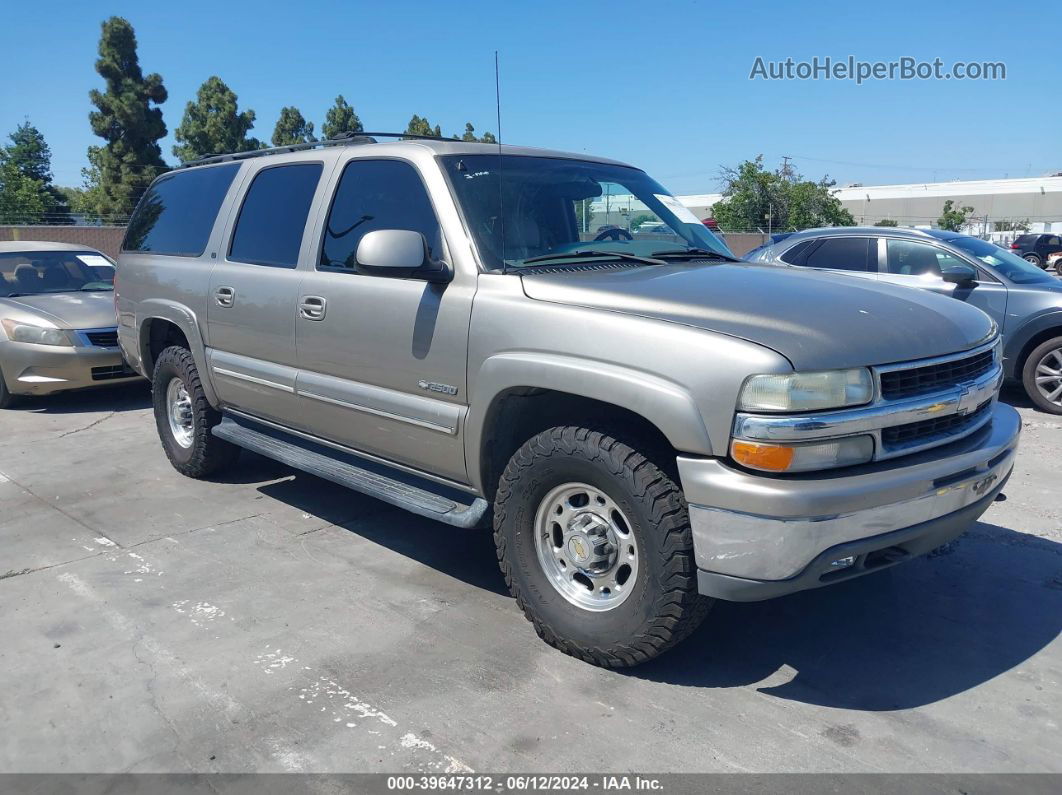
[730,440,795,472]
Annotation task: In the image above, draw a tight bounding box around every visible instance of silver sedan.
[0,241,141,408]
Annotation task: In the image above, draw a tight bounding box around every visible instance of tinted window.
[229,163,323,268]
[801,238,871,271]
[886,239,969,276]
[779,239,815,264]
[321,160,442,271]
[123,164,240,256]
[1047,236,1061,247]
[1014,234,1036,246]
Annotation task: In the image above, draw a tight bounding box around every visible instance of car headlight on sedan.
[1,319,73,347]
[738,368,874,412]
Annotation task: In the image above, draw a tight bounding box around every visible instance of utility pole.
[781,155,794,181]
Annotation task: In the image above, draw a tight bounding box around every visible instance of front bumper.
[679,403,1020,601]
[0,339,142,396]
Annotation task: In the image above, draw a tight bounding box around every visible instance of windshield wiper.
[520,250,667,267]
[650,248,741,262]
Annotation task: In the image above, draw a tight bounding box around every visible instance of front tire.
[1023,336,1062,414]
[152,346,240,477]
[493,426,710,668]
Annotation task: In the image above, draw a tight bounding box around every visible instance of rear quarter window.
[123,163,241,256]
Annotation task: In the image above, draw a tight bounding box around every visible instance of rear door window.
[228,163,323,268]
[123,163,240,256]
[800,238,872,271]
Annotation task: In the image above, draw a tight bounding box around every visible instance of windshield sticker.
[654,194,702,226]
[77,255,115,269]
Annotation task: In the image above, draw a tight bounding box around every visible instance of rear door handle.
[215,286,235,307]
[299,295,327,320]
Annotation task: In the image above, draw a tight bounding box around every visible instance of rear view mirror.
[355,229,451,283]
[942,264,978,285]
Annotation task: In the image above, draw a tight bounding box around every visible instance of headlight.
[731,435,874,473]
[992,337,1003,365]
[738,368,873,412]
[1,319,73,347]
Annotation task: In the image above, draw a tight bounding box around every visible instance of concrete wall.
[0,226,126,259]
[722,233,768,257]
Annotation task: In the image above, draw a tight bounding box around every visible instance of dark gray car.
[747,227,1062,413]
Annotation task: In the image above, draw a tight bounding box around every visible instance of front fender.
[1004,310,1062,378]
[135,299,219,407]
[464,352,714,494]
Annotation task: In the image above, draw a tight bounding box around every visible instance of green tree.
[455,122,497,143]
[321,95,363,139]
[874,219,899,227]
[710,156,854,232]
[404,114,442,138]
[272,106,316,147]
[0,159,49,224]
[937,199,975,232]
[1,121,71,223]
[86,17,168,219]
[173,76,261,163]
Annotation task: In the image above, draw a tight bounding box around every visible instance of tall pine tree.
[321,95,363,139]
[173,76,261,163]
[272,107,316,146]
[87,17,168,219]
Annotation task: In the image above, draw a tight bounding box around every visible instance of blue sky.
[2,0,1058,193]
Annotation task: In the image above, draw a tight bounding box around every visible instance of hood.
[520,263,996,370]
[0,291,117,330]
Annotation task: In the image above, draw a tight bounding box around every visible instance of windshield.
[946,237,1055,285]
[440,154,734,270]
[0,251,115,297]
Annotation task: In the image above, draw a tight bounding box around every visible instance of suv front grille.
[882,400,992,450]
[84,329,119,347]
[880,349,995,401]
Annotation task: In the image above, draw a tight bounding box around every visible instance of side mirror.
[941,264,978,286]
[355,229,452,283]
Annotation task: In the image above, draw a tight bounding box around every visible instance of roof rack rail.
[179,131,461,169]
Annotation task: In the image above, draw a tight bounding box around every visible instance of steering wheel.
[594,228,633,242]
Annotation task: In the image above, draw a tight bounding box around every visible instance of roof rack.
[179,131,461,169]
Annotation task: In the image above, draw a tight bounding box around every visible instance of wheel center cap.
[567,533,592,563]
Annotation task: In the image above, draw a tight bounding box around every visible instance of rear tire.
[1023,253,1042,267]
[0,366,20,409]
[1054,259,1062,277]
[152,346,240,477]
[493,426,711,668]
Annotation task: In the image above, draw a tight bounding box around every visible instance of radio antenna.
[495,50,507,275]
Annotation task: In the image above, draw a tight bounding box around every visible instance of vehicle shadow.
[220,456,1061,710]
[626,520,1062,710]
[251,463,508,597]
[1000,383,1037,411]
[17,381,151,414]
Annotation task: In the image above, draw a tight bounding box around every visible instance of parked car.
[117,137,1019,667]
[746,227,1062,413]
[1008,233,1062,267]
[0,241,140,408]
[1048,251,1062,275]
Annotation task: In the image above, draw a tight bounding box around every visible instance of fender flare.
[1003,310,1062,378]
[464,352,713,493]
[136,299,219,406]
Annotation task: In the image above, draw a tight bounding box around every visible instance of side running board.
[212,417,489,529]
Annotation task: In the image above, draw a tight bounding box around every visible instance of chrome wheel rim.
[533,482,639,612]
[1034,347,1062,406]
[166,377,194,448]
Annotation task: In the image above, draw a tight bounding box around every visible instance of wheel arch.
[467,353,713,498]
[1004,311,1062,379]
[137,300,218,406]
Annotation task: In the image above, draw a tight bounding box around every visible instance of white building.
[674,175,1062,237]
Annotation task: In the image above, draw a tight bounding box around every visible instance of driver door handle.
[299,295,327,320]
[215,286,235,307]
